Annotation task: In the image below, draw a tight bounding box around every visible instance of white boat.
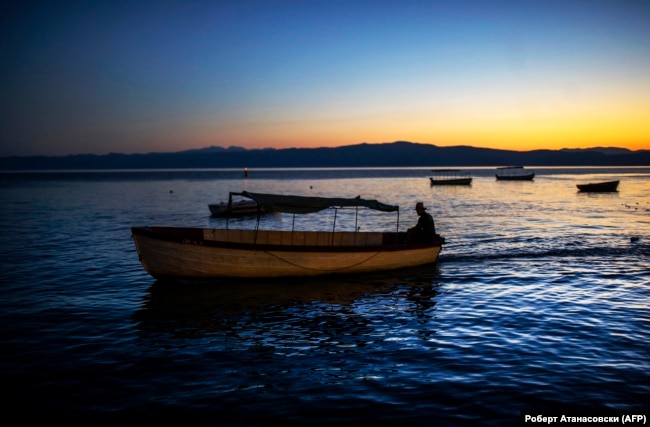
[132,192,445,281]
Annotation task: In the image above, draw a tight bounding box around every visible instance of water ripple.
[2,168,649,425]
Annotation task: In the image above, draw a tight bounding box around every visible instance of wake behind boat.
[132,191,444,281]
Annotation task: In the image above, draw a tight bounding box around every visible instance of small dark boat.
[429,169,472,185]
[495,166,535,181]
[577,180,619,193]
[209,199,268,217]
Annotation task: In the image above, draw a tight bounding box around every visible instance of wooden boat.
[209,199,267,217]
[429,169,472,185]
[577,180,619,193]
[495,166,535,181]
[133,192,445,280]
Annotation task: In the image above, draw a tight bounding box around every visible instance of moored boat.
[133,192,445,281]
[495,166,535,181]
[577,180,619,193]
[429,169,472,185]
[209,199,266,217]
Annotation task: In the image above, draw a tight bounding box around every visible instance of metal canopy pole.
[226,193,233,230]
[332,208,337,246]
[396,209,400,233]
[355,206,359,231]
[254,202,262,243]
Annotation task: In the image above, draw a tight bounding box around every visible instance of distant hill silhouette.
[1,141,648,170]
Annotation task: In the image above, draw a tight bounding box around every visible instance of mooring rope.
[263,250,383,272]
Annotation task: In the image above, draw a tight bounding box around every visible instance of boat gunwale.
[131,226,443,253]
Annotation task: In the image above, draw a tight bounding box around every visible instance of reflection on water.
[130,268,450,426]
[2,167,649,425]
[133,265,441,340]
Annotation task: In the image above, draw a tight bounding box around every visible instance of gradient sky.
[1,0,649,157]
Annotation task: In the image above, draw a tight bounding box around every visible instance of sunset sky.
[1,0,649,157]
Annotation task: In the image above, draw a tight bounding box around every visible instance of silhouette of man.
[408,202,436,243]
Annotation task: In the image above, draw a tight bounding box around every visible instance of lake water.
[1,167,648,426]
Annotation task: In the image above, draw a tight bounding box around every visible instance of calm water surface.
[1,167,648,426]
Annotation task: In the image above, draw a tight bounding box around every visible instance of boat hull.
[495,173,535,181]
[577,180,619,192]
[209,201,265,216]
[132,227,443,280]
[429,177,472,185]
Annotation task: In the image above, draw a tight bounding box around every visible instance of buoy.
[630,236,640,242]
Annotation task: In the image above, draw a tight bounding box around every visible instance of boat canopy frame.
[430,169,471,178]
[232,191,399,214]
[226,191,401,236]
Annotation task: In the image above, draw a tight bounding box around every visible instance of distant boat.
[577,180,619,193]
[495,166,535,181]
[133,191,445,281]
[429,169,472,186]
[209,199,267,217]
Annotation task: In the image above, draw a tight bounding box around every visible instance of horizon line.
[1,140,646,159]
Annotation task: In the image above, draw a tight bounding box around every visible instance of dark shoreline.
[2,141,649,170]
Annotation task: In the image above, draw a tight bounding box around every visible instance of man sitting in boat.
[408,202,437,243]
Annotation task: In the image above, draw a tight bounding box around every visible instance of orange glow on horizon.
[196,119,648,153]
[191,134,647,153]
[191,95,649,153]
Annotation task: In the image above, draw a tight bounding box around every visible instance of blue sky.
[1,0,649,156]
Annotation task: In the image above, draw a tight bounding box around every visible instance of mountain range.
[1,141,648,170]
